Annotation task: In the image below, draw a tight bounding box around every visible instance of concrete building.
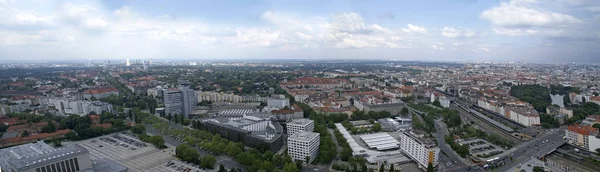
[82,87,119,100]
[271,104,304,122]
[286,118,314,136]
[287,131,320,163]
[0,142,127,172]
[399,131,440,169]
[439,97,450,108]
[47,98,112,116]
[198,114,284,152]
[164,84,197,118]
[267,97,290,108]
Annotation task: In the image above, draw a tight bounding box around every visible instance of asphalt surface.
[145,122,247,171]
[434,119,484,172]
[495,130,565,172]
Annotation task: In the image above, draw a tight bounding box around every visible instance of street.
[434,119,484,172]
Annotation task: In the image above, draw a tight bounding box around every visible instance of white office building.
[287,118,314,136]
[288,131,320,163]
[399,131,440,169]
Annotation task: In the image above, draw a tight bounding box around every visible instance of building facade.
[286,118,314,136]
[287,131,320,163]
[164,85,198,118]
[399,131,440,169]
[566,124,599,150]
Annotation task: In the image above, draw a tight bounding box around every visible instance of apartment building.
[287,131,320,163]
[286,118,314,136]
[566,124,599,150]
[399,131,440,169]
[164,85,197,118]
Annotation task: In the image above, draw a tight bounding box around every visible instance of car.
[99,145,103,147]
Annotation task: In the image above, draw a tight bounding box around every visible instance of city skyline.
[0,0,599,62]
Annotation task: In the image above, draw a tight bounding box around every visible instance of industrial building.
[287,131,320,163]
[286,118,314,136]
[359,133,400,150]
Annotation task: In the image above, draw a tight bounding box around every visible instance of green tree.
[427,163,434,172]
[131,124,146,134]
[201,155,217,169]
[432,100,441,107]
[372,123,382,132]
[41,121,56,133]
[378,163,384,172]
[533,166,544,172]
[389,164,394,172]
[283,162,298,172]
[176,144,199,163]
[218,164,226,172]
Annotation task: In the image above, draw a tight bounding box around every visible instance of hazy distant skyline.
[0,0,599,61]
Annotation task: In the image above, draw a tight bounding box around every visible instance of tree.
[131,124,146,134]
[176,144,199,163]
[283,163,298,172]
[389,164,394,172]
[21,130,30,137]
[593,123,600,129]
[372,123,382,132]
[400,107,409,116]
[218,164,226,172]
[41,121,56,133]
[378,163,384,172]
[533,166,544,172]
[305,156,311,164]
[427,163,434,172]
[201,155,217,169]
[432,100,441,107]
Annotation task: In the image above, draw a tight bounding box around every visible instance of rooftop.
[359,133,400,150]
[288,131,319,141]
[288,118,313,126]
[9,144,89,170]
[0,141,55,170]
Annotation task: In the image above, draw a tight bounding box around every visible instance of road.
[434,119,484,172]
[494,129,565,172]
[145,122,247,171]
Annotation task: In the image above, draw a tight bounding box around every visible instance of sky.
[0,0,599,62]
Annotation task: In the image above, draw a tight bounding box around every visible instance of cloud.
[331,13,372,34]
[401,24,428,34]
[430,44,445,50]
[481,3,581,28]
[441,27,477,38]
[586,6,600,13]
[481,0,582,36]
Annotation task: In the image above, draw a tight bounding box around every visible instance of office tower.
[287,131,319,163]
[163,84,197,118]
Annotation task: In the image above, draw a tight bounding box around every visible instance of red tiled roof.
[84,87,118,94]
[7,121,48,132]
[568,124,599,136]
[0,129,71,145]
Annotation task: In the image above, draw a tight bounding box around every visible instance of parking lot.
[147,160,208,172]
[457,138,504,158]
[75,132,193,171]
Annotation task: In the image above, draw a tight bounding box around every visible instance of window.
[36,168,41,172]
[74,158,80,171]
[61,161,67,172]
[65,160,72,172]
[51,164,57,172]
[69,159,76,172]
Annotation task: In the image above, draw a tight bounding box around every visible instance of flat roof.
[289,131,319,141]
[288,118,313,126]
[360,133,400,151]
[0,141,55,170]
[8,144,89,170]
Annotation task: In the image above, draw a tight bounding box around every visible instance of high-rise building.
[163,84,197,118]
[287,131,319,163]
[399,131,439,169]
[126,58,130,66]
[286,118,314,136]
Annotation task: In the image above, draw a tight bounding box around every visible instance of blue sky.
[0,0,599,62]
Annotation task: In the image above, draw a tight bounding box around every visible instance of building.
[286,118,314,136]
[0,142,125,172]
[271,104,304,122]
[582,115,600,126]
[565,124,599,150]
[361,101,406,115]
[82,87,119,100]
[267,97,290,108]
[438,97,450,108]
[287,131,320,163]
[164,84,197,118]
[198,114,284,152]
[280,77,350,89]
[147,87,165,97]
[399,131,440,169]
[359,133,400,150]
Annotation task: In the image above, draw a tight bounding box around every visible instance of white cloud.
[401,24,427,34]
[452,42,465,46]
[481,3,581,28]
[441,27,477,38]
[430,44,445,50]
